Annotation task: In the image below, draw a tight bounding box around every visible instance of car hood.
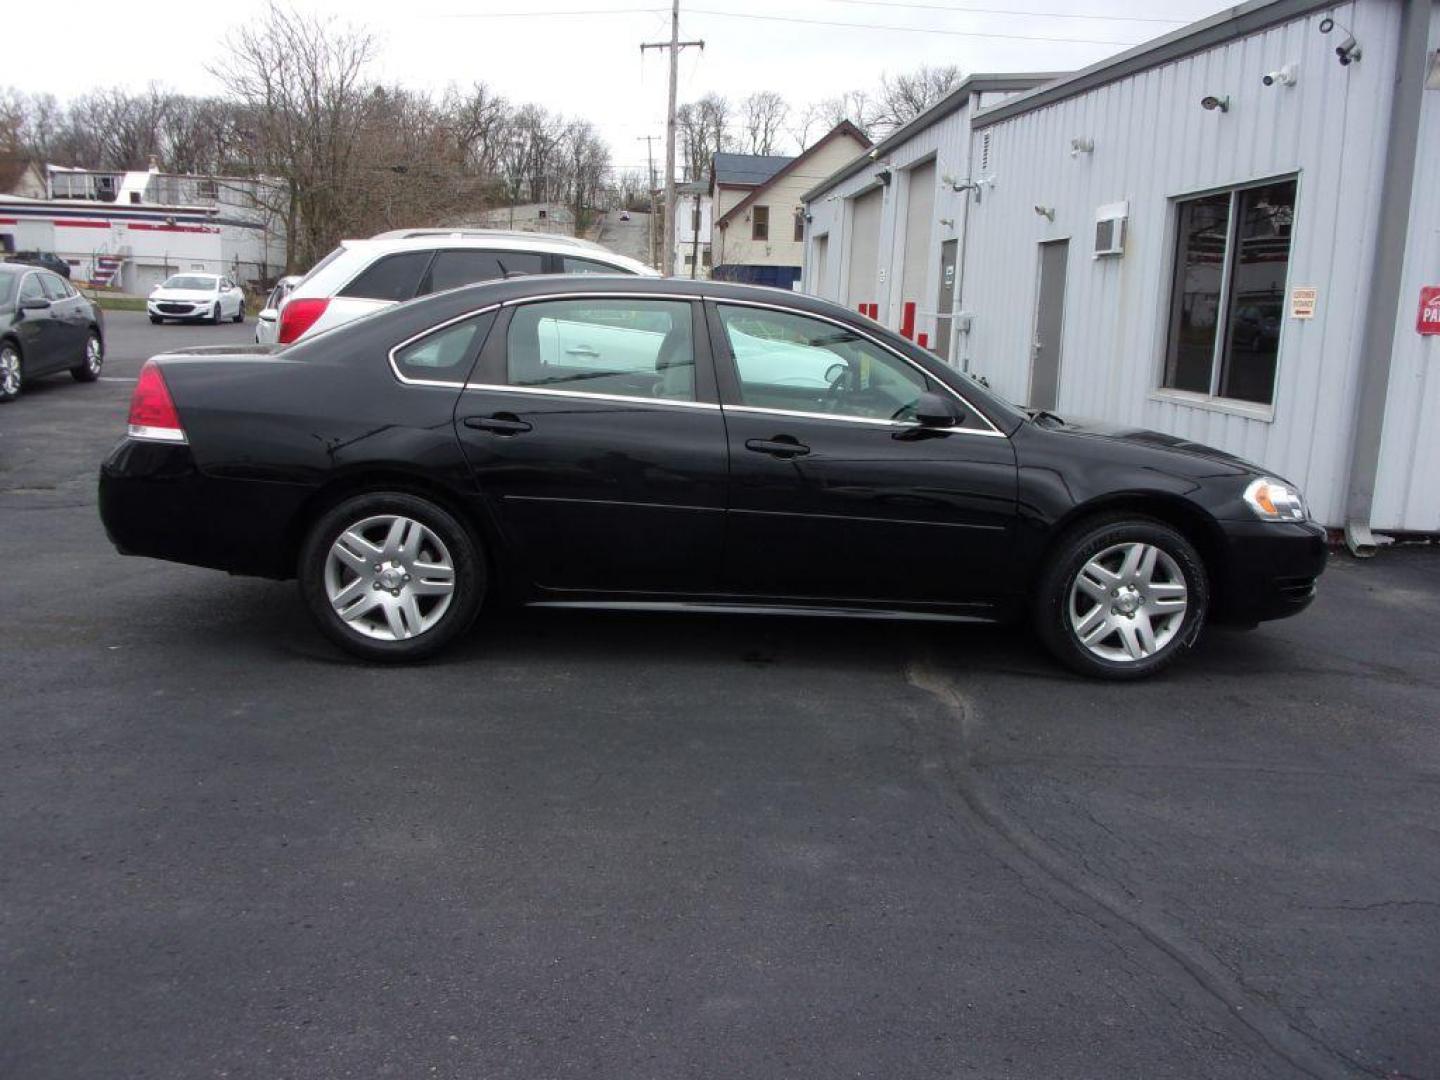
[1039,414,1263,477]
[151,288,218,302]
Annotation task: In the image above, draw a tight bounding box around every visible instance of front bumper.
[1211,519,1328,625]
[148,300,213,318]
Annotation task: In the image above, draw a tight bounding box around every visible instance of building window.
[793,212,805,243]
[1162,178,1295,406]
[752,205,769,241]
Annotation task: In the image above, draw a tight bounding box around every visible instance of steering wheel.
[822,367,852,412]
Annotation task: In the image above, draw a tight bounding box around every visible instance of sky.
[10,0,1236,175]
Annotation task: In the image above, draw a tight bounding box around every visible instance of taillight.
[277,297,330,344]
[127,361,187,444]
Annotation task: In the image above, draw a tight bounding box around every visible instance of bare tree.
[211,2,379,269]
[740,91,788,156]
[677,92,733,183]
[872,64,963,134]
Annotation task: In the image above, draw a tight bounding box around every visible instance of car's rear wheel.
[1034,517,1208,679]
[72,331,103,382]
[233,301,245,324]
[0,342,22,402]
[211,302,223,325]
[299,492,485,661]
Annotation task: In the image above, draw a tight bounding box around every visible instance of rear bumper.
[1211,519,1328,625]
[99,438,307,579]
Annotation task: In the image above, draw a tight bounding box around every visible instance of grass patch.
[86,294,148,312]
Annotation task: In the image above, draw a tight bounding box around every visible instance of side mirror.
[19,296,51,312]
[914,390,960,428]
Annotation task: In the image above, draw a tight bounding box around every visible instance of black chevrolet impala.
[99,277,1325,678]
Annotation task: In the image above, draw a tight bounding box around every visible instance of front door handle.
[745,436,810,458]
[463,413,532,435]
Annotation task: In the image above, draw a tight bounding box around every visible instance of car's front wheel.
[1034,516,1208,679]
[72,331,103,382]
[298,492,486,661]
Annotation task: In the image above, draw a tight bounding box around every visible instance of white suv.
[276,232,657,344]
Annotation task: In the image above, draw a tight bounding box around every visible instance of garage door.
[845,187,883,311]
[898,160,935,321]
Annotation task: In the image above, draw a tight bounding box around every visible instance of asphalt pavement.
[2,311,1438,1080]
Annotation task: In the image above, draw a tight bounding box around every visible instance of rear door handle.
[463,414,532,435]
[745,436,810,458]
[565,345,600,359]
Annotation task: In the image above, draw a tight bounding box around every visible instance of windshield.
[161,275,218,291]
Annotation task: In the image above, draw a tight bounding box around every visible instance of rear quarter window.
[339,251,432,301]
[391,310,496,384]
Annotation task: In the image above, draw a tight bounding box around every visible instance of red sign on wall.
[1420,286,1440,336]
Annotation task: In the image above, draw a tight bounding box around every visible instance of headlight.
[1244,476,1308,522]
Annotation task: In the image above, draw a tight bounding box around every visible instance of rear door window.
[505,298,695,401]
[338,251,431,301]
[423,250,546,294]
[19,274,45,304]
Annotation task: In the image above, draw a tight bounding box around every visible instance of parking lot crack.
[903,655,1382,1080]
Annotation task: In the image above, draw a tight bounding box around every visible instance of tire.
[72,331,103,382]
[149,315,162,325]
[0,341,21,403]
[233,301,245,324]
[211,302,223,325]
[298,491,485,662]
[1033,516,1209,680]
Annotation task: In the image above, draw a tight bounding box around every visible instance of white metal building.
[801,0,1440,544]
[0,166,286,293]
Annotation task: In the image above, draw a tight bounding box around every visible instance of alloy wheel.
[323,513,456,641]
[85,335,103,375]
[0,347,21,398]
[1068,541,1188,662]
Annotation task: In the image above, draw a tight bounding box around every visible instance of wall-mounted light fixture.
[1262,63,1298,87]
[875,168,893,186]
[941,173,978,193]
[1319,16,1361,65]
[1200,95,1230,112]
[1069,137,1094,157]
[1033,205,1055,222]
[938,217,955,229]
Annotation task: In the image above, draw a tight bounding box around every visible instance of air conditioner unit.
[1094,200,1128,257]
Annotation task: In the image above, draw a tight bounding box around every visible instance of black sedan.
[0,262,105,402]
[99,277,1325,678]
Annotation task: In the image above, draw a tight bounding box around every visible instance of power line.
[685,7,1142,44]
[814,0,1190,24]
[435,7,662,17]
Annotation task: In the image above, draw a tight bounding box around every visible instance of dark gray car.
[0,263,105,402]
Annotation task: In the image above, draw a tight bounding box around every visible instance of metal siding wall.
[1372,1,1440,531]
[804,103,976,344]
[960,0,1404,527]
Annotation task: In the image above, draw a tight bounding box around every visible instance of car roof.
[327,235,656,278]
[368,228,604,250]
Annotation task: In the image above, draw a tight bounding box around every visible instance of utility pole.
[636,134,660,270]
[641,0,703,278]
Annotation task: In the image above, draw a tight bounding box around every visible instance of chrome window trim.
[711,296,1006,438]
[462,383,720,411]
[386,304,501,389]
[722,403,1006,436]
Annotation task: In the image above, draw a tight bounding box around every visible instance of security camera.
[1335,35,1361,65]
[868,147,880,160]
[1262,64,1298,87]
[1200,95,1230,112]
